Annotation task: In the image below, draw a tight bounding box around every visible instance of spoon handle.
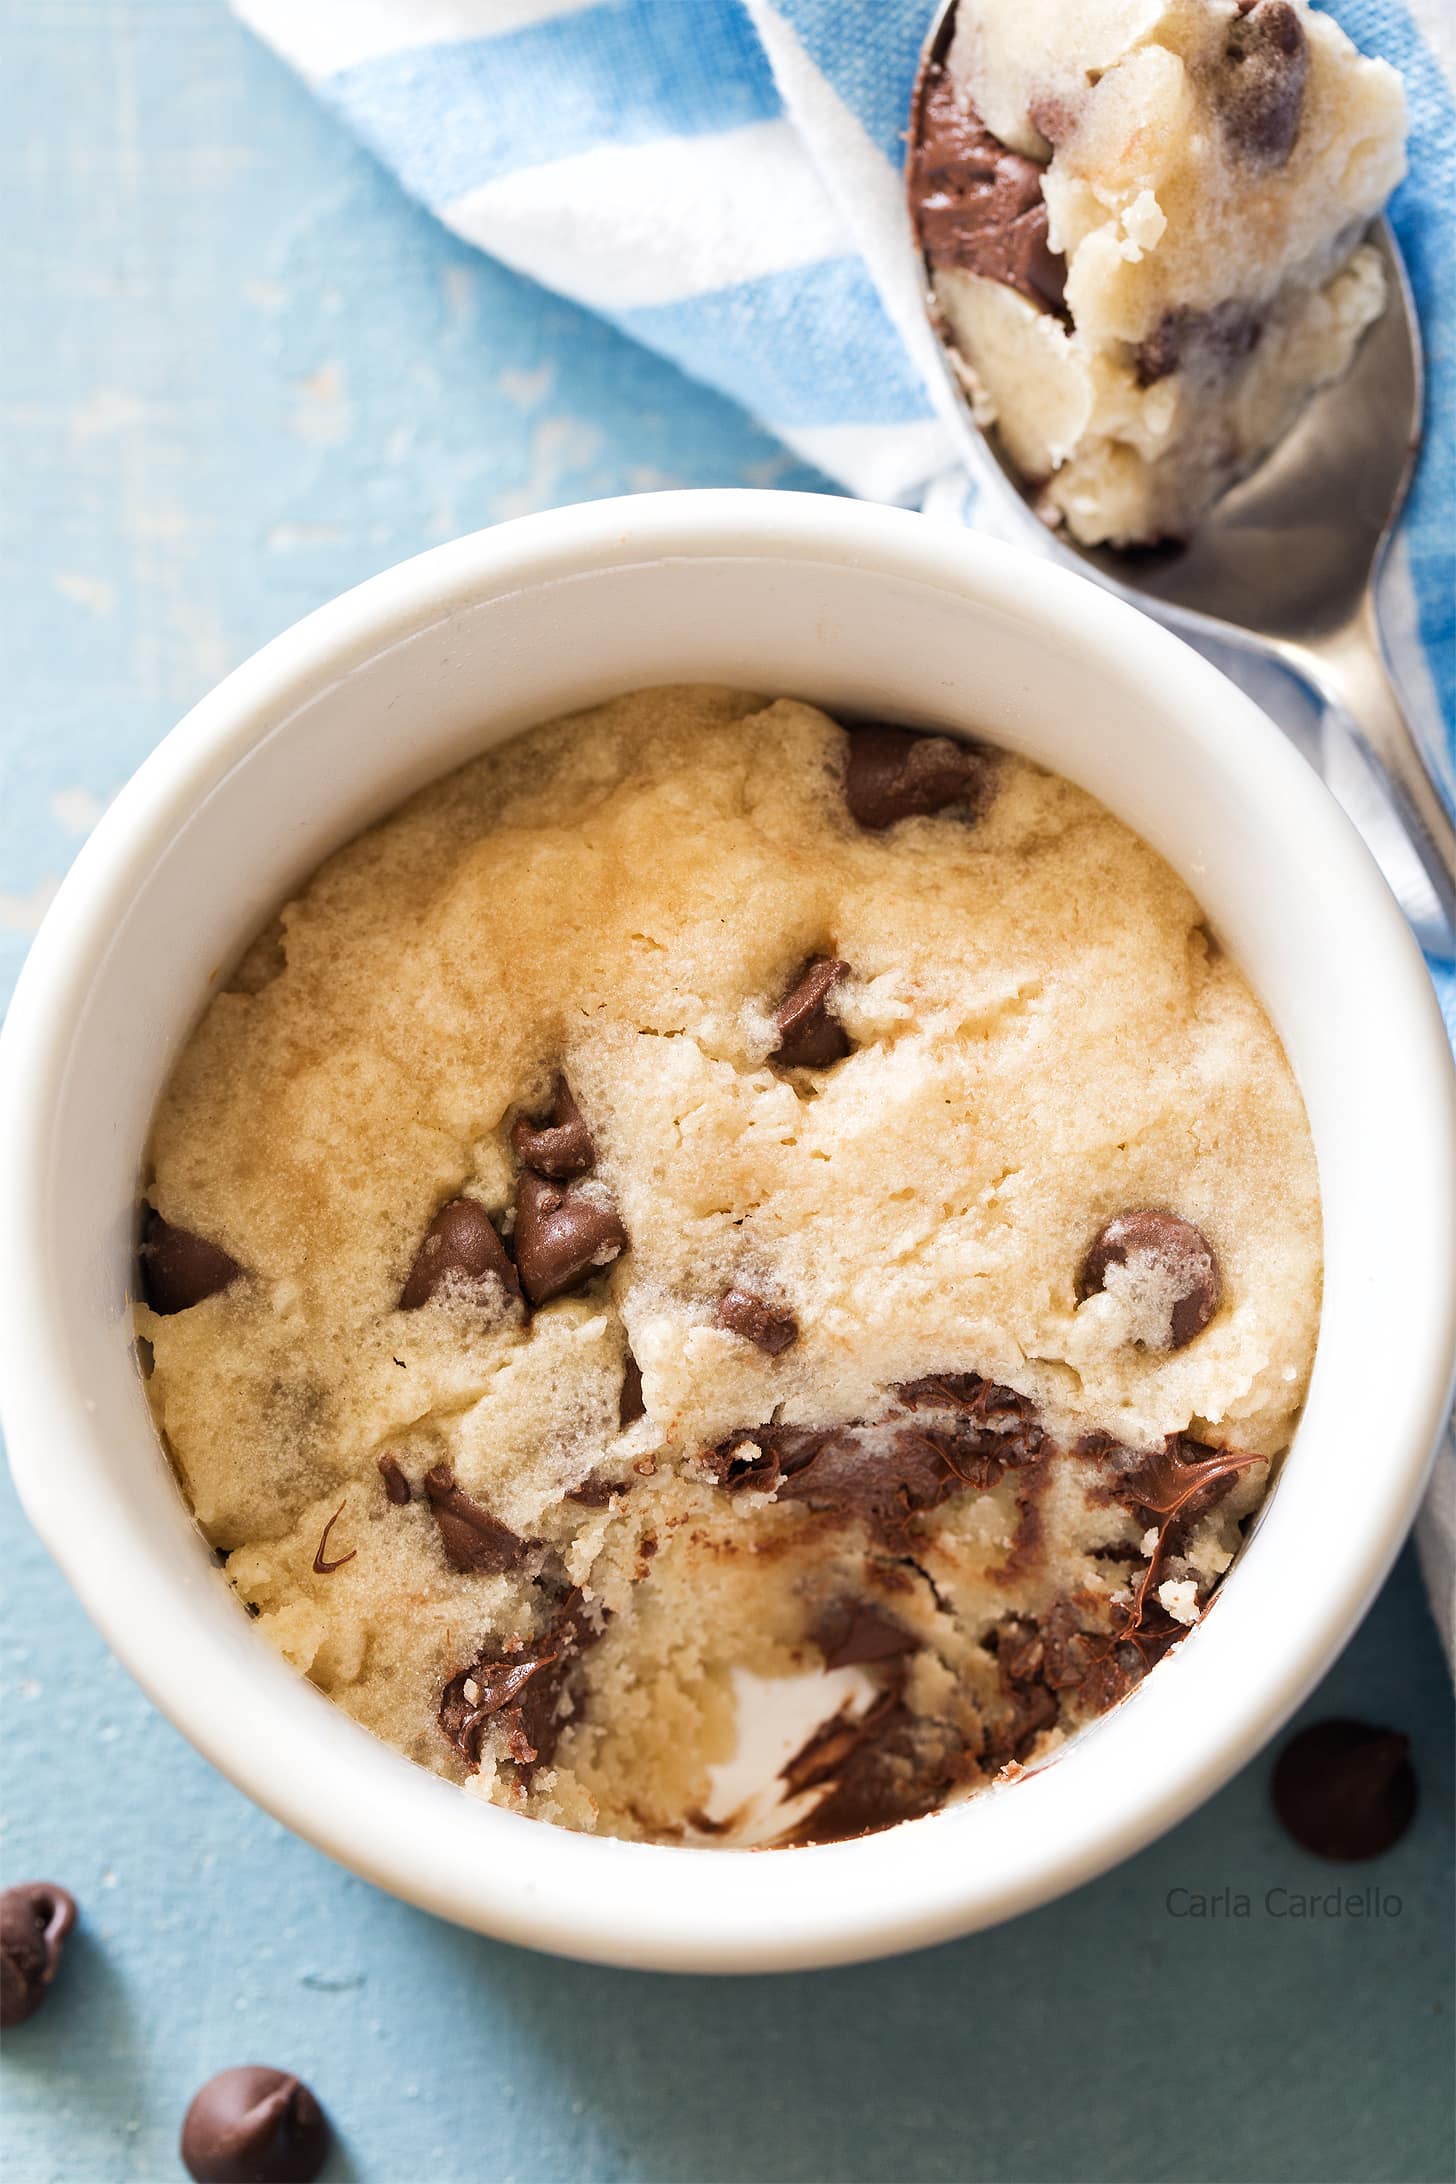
[1279,588,1456,952]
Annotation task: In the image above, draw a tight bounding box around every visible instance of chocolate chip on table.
[180,2065,330,2184]
[1218,0,1309,167]
[771,957,851,1069]
[910,63,1066,312]
[843,724,995,832]
[510,1077,595,1177]
[376,1452,411,1506]
[0,1882,76,2030]
[1077,1208,1221,1349]
[423,1464,528,1575]
[1271,1720,1419,1861]
[513,1172,627,1306]
[399,1197,521,1311]
[716,1287,799,1355]
[139,1207,241,1316]
[618,1352,646,1427]
[814,1600,918,1672]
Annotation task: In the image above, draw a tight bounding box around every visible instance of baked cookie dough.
[137,687,1322,1844]
[911,0,1406,545]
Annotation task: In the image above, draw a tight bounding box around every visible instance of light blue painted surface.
[1,7,1451,2180]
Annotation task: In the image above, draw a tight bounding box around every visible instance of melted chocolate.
[843,723,997,832]
[771,957,852,1070]
[715,1288,800,1355]
[400,1198,520,1312]
[909,63,1066,312]
[708,1373,1046,1541]
[513,1172,628,1305]
[781,1692,973,1845]
[439,1591,602,1775]
[510,1078,595,1177]
[139,1208,241,1315]
[1077,1208,1222,1350]
[423,1465,528,1576]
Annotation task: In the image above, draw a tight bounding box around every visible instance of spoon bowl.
[910,0,1454,951]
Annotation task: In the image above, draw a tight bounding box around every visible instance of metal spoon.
[911,0,1455,954]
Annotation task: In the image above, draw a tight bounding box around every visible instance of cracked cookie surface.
[137,685,1321,1841]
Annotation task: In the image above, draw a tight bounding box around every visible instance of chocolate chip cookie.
[137,687,1321,1843]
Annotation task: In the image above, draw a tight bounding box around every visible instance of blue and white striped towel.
[234,0,1456,1653]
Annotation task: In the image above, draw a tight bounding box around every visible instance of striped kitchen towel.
[234,0,1454,1649]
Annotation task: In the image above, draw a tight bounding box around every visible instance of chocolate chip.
[771,957,851,1069]
[311,1501,356,1575]
[513,1173,627,1305]
[843,724,995,831]
[1099,1598,1187,1682]
[995,1659,1063,1760]
[139,1208,241,1315]
[1135,316,1183,387]
[782,1695,972,1844]
[566,1475,627,1508]
[814,1600,918,1672]
[1082,1432,1260,1660]
[1272,1720,1419,1861]
[400,1197,521,1311]
[1135,301,1264,386]
[510,1078,595,1177]
[986,1594,1180,1765]
[1027,95,1077,147]
[708,1375,1046,1535]
[780,1704,873,1799]
[423,1464,527,1576]
[895,1373,1049,1469]
[1217,0,1308,167]
[0,1883,76,2030]
[180,2065,330,2184]
[774,1426,970,1539]
[377,1452,411,1506]
[703,1424,827,1494]
[1087,1432,1262,1534]
[439,1590,601,1774]
[618,1352,645,1427]
[1077,1208,1221,1349]
[716,1287,799,1355]
[910,64,1066,311]
[439,1653,559,1766]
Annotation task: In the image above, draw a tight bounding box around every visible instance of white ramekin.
[2,492,1453,1973]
